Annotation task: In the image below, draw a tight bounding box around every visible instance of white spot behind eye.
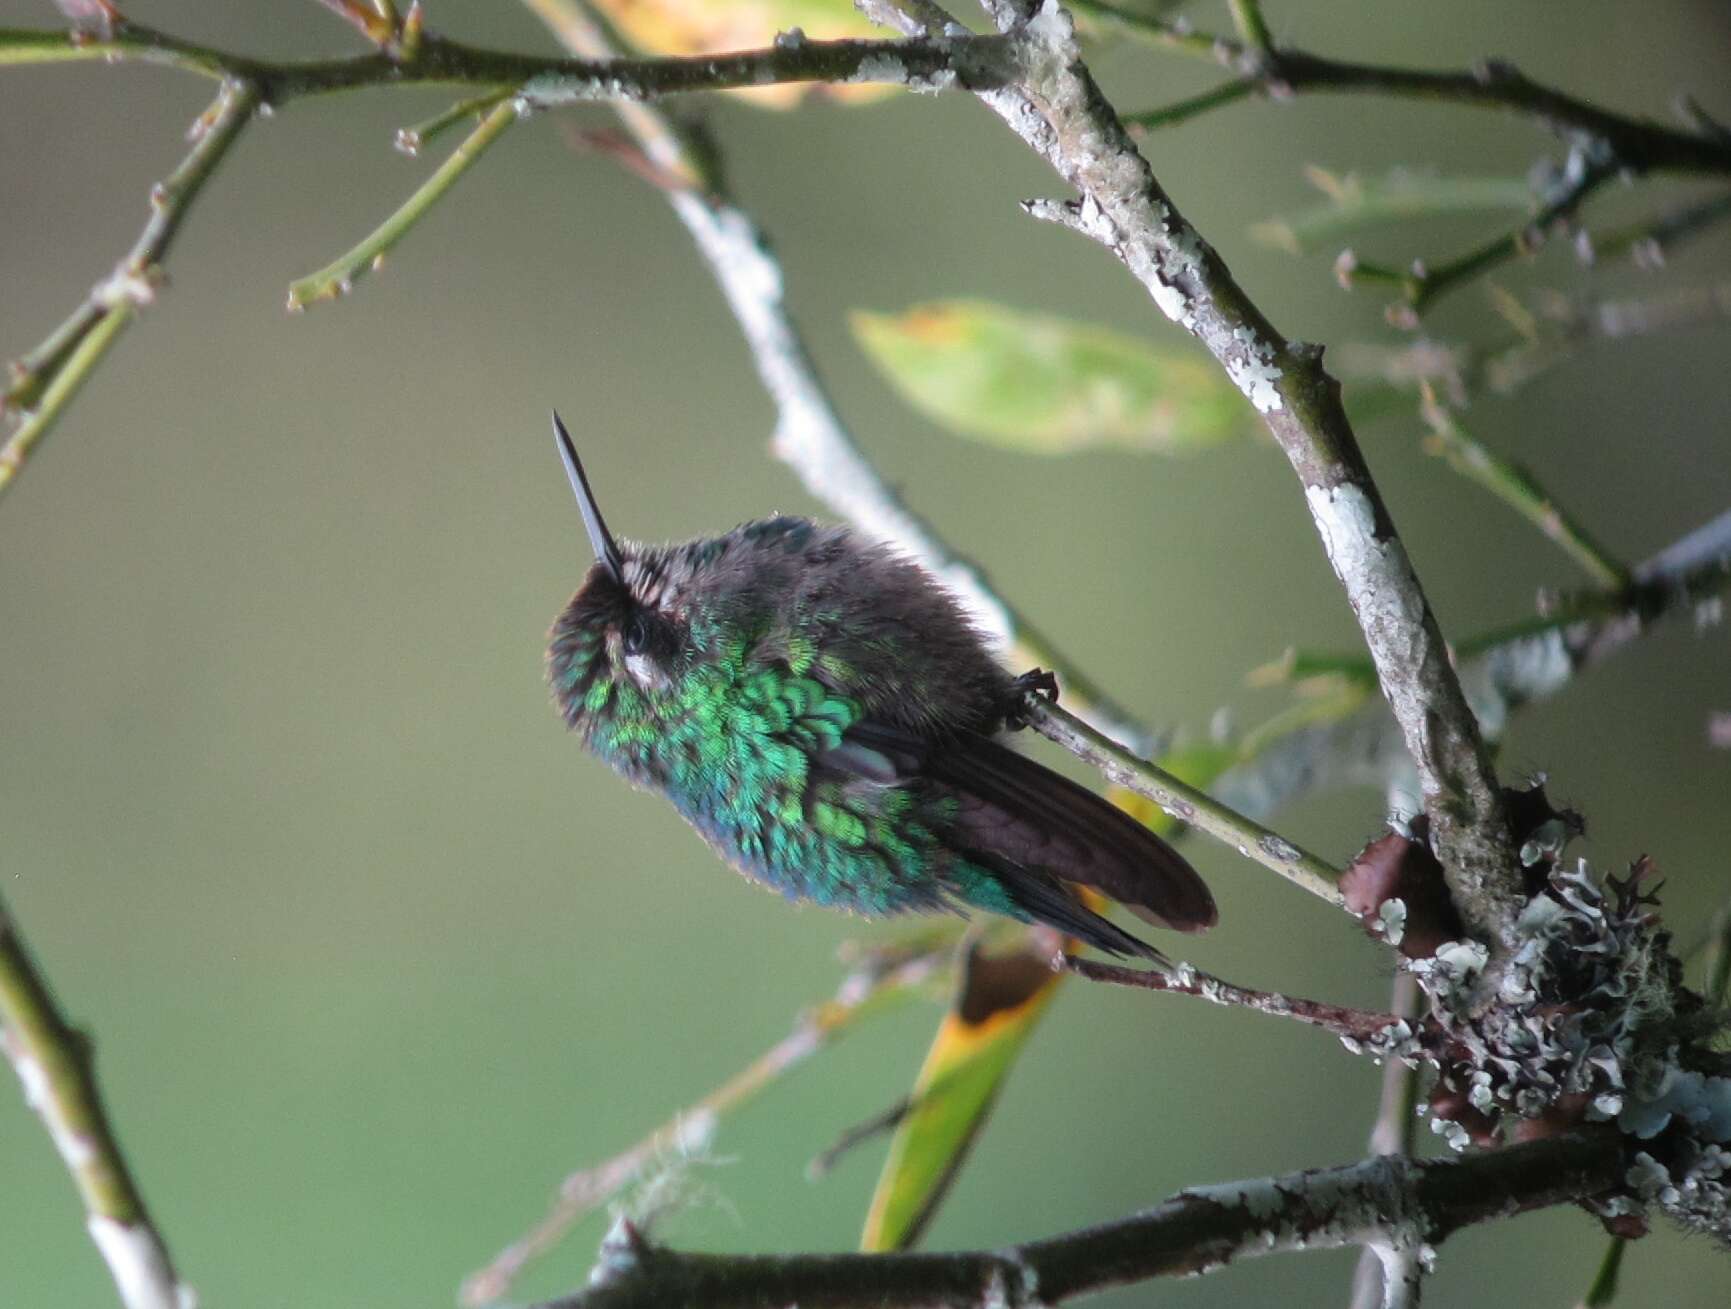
[624,652,657,686]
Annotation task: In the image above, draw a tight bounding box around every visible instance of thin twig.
[1124,76,1255,132]
[1576,1236,1627,1309]
[460,943,953,1306]
[1592,188,1731,267]
[1062,956,1398,1043]
[394,87,514,156]
[533,1133,1625,1309]
[1024,700,1345,907]
[1225,0,1274,63]
[1,78,257,497]
[287,97,521,308]
[0,891,191,1309]
[1417,387,1630,589]
[1395,144,1621,319]
[1073,8,1731,179]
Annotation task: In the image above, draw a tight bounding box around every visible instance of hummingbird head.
[544,413,702,759]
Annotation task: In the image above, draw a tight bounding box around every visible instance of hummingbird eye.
[623,613,651,657]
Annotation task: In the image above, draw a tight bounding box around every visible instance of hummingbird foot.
[1003,667,1060,731]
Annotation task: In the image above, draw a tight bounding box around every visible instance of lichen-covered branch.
[968,4,1522,946]
[0,891,190,1309]
[532,1133,1624,1309]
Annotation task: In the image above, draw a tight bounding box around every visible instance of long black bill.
[551,410,625,584]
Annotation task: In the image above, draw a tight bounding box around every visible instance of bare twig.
[1126,76,1256,132]
[0,891,191,1309]
[1371,143,1622,320]
[288,97,521,308]
[1024,700,1344,907]
[1061,956,1398,1043]
[1225,0,1274,65]
[1075,7,1731,180]
[1576,1236,1627,1309]
[1416,387,1630,589]
[1,79,257,498]
[533,1133,1625,1309]
[461,941,954,1306]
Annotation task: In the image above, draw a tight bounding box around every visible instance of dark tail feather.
[976,859,1170,964]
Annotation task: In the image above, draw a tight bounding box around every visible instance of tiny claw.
[1004,667,1059,730]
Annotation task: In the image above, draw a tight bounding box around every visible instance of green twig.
[1417,388,1631,589]
[1406,149,1618,319]
[1024,701,1346,909]
[1124,76,1256,132]
[288,97,521,309]
[395,86,513,156]
[1576,1235,1627,1309]
[1069,1,1221,58]
[1,78,257,501]
[1226,0,1275,62]
[1593,188,1731,266]
[1,890,191,1309]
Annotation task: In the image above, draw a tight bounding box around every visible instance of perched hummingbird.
[545,414,1216,960]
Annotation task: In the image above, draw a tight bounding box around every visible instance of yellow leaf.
[590,0,895,108]
[860,934,1062,1250]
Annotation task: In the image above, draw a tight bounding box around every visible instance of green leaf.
[1252,167,1535,254]
[860,938,1061,1250]
[851,300,1247,455]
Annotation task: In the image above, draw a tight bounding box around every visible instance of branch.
[1340,142,1621,322]
[1078,6,1731,180]
[1024,700,1345,908]
[1,78,257,500]
[0,22,1021,105]
[533,1133,1625,1309]
[0,891,190,1309]
[521,0,1159,752]
[973,4,1521,946]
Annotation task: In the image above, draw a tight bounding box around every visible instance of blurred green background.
[3,2,1729,1305]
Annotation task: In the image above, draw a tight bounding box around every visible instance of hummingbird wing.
[823,721,1217,950]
